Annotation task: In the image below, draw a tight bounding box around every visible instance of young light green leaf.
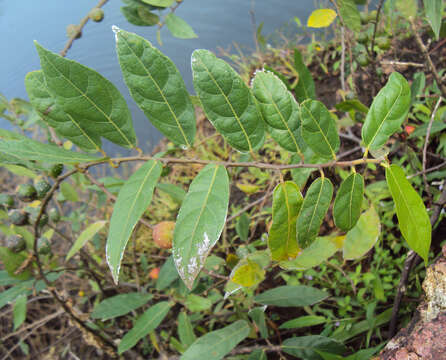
[118,301,171,354]
[178,312,196,348]
[60,182,79,202]
[424,0,443,40]
[268,181,303,261]
[283,336,346,359]
[0,164,37,179]
[91,292,152,320]
[173,164,229,289]
[343,206,381,260]
[13,295,27,330]
[333,173,364,231]
[141,0,174,6]
[335,99,368,114]
[156,256,180,290]
[35,42,136,149]
[294,49,316,102]
[25,71,102,153]
[300,100,340,159]
[252,71,305,154]
[115,28,196,148]
[0,139,100,164]
[185,294,212,312]
[191,49,265,152]
[385,164,431,263]
[66,221,107,261]
[297,177,334,248]
[396,0,418,19]
[106,160,162,284]
[307,9,338,28]
[339,0,361,32]
[231,259,265,288]
[254,285,328,307]
[165,13,198,39]
[0,247,32,280]
[279,315,327,330]
[362,72,411,152]
[181,320,250,360]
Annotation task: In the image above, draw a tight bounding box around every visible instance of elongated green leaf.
[254,285,328,307]
[335,99,368,114]
[249,307,268,339]
[282,336,346,360]
[268,181,303,261]
[294,49,316,102]
[362,72,411,152]
[181,320,250,360]
[25,71,101,153]
[178,312,196,348]
[141,0,174,6]
[235,213,249,242]
[13,295,27,330]
[118,301,171,354]
[191,49,265,152]
[0,139,100,164]
[115,28,196,147]
[0,164,37,179]
[424,0,443,40]
[173,164,229,289]
[106,160,162,283]
[121,6,158,26]
[0,247,31,280]
[165,13,198,39]
[300,100,340,159]
[280,315,327,330]
[157,183,186,204]
[343,206,381,260]
[252,71,305,154]
[66,221,107,261]
[60,182,79,202]
[385,165,431,262]
[91,292,153,320]
[35,42,136,149]
[333,173,364,231]
[156,256,180,290]
[339,0,361,32]
[297,177,333,248]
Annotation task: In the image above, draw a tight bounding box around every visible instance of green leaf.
[333,173,364,231]
[13,295,27,330]
[280,235,342,270]
[283,336,346,360]
[60,182,79,202]
[0,270,23,287]
[165,13,198,39]
[424,0,443,40]
[0,164,37,179]
[35,42,136,149]
[396,0,418,19]
[231,259,265,288]
[115,28,196,148]
[294,49,316,102]
[343,206,381,260]
[66,221,107,261]
[248,349,268,360]
[191,49,265,152]
[339,0,361,32]
[173,164,229,289]
[118,301,171,354]
[307,9,338,28]
[25,71,102,153]
[280,315,327,330]
[121,6,159,26]
[249,307,268,339]
[385,164,431,263]
[91,292,152,320]
[181,320,250,360]
[141,0,174,7]
[0,247,32,280]
[106,160,162,284]
[178,312,196,348]
[300,100,340,159]
[156,256,180,290]
[268,181,303,261]
[297,177,333,248]
[252,71,305,154]
[235,213,249,242]
[254,285,328,307]
[362,72,411,152]
[185,294,212,312]
[335,99,368,114]
[0,139,100,164]
[157,183,186,204]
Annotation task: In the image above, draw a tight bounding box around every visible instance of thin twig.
[408,160,446,179]
[381,60,425,68]
[340,26,346,92]
[227,192,272,223]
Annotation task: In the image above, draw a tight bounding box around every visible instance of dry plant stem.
[411,19,446,99]
[408,160,446,179]
[60,0,109,57]
[422,96,443,204]
[369,0,385,60]
[381,60,425,68]
[340,26,346,92]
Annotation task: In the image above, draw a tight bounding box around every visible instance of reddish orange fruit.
[149,267,160,280]
[405,125,415,135]
[152,221,175,249]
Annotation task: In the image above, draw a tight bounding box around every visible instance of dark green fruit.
[89,8,104,22]
[16,184,37,202]
[6,235,26,253]
[49,164,64,178]
[357,53,370,67]
[357,32,369,44]
[48,208,61,223]
[161,165,172,177]
[8,209,29,226]
[37,237,51,255]
[376,37,391,50]
[30,212,48,228]
[34,177,51,199]
[0,194,15,209]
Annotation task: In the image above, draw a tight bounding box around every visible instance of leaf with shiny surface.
[333,173,364,231]
[165,13,197,39]
[294,48,316,102]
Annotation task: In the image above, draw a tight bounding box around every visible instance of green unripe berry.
[16,184,37,202]
[6,235,26,253]
[49,164,64,178]
[89,8,104,22]
[357,32,369,44]
[48,208,61,223]
[29,211,48,228]
[376,37,391,50]
[37,237,51,255]
[0,193,15,209]
[357,53,370,67]
[8,209,29,226]
[34,177,51,199]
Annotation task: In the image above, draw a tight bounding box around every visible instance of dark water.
[0,0,317,153]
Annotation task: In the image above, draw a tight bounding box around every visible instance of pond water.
[0,0,318,154]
